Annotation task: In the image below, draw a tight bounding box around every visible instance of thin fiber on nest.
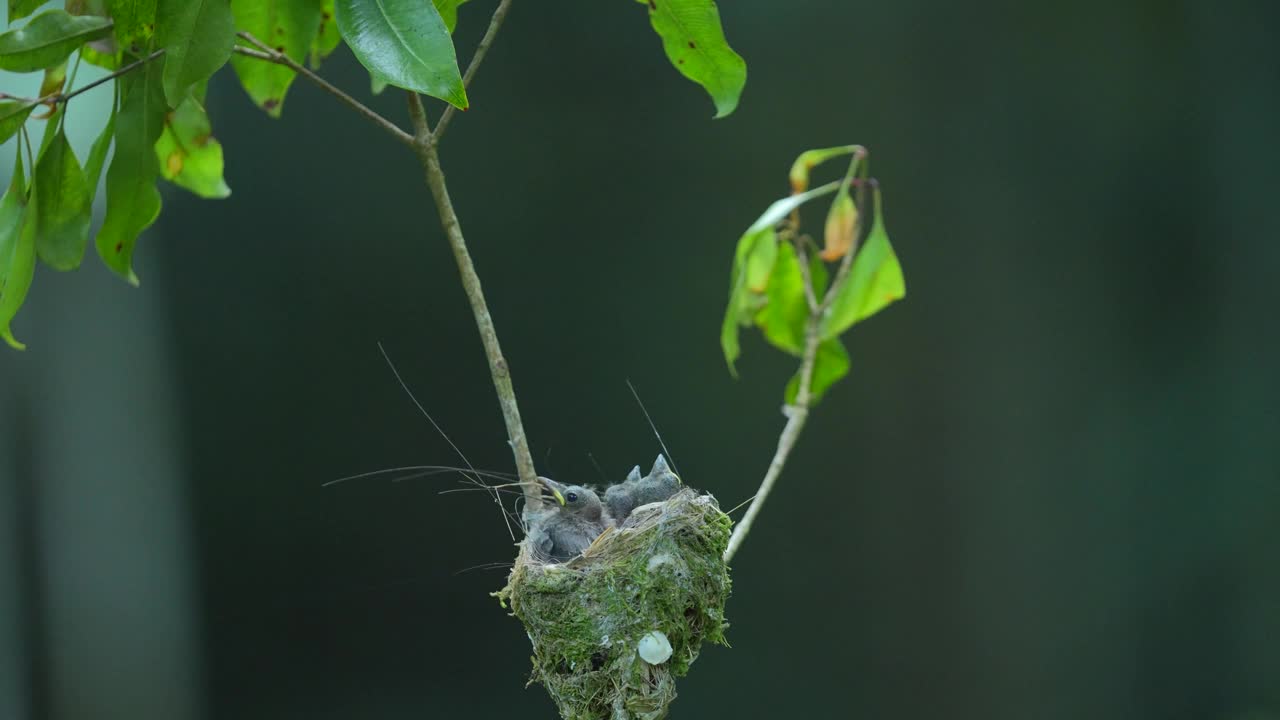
[496,489,732,720]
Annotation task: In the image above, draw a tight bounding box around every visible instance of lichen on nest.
[495,488,732,720]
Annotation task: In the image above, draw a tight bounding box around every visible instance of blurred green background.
[2,1,1279,719]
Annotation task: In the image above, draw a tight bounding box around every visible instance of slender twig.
[19,49,165,109]
[724,151,874,563]
[724,314,820,563]
[431,0,514,144]
[233,33,414,147]
[406,90,542,511]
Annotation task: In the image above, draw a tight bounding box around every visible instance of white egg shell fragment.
[637,630,673,665]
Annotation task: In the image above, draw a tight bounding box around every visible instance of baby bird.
[604,454,682,523]
[526,477,611,562]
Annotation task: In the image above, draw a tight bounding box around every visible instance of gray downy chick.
[526,477,611,562]
[603,454,682,523]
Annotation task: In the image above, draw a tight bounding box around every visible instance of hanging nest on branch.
[495,488,732,720]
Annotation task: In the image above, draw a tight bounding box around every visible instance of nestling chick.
[604,454,682,523]
[526,477,612,562]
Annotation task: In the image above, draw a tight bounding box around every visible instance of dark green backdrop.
[4,1,1280,719]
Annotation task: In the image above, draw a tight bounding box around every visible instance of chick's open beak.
[537,476,566,506]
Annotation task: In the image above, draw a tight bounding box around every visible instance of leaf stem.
[233,33,414,148]
[724,149,874,564]
[29,49,165,108]
[406,90,542,511]
[431,0,514,144]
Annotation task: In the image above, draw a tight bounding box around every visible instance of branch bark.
[233,34,414,148]
[405,94,541,511]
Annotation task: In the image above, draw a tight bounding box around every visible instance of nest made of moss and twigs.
[496,488,732,720]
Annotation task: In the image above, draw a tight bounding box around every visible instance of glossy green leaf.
[97,60,166,285]
[433,0,469,32]
[0,101,37,144]
[155,95,230,198]
[33,127,92,270]
[8,0,46,23]
[757,242,808,356]
[789,145,858,193]
[0,151,35,350]
[0,9,113,73]
[335,0,467,109]
[639,0,746,118]
[309,0,342,68]
[820,188,905,339]
[84,103,115,203]
[156,0,235,107]
[105,0,157,51]
[784,338,850,405]
[230,0,323,117]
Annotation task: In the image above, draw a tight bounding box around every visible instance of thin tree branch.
[724,314,820,563]
[431,0,514,144]
[11,49,165,110]
[406,91,542,512]
[233,33,414,148]
[725,151,875,563]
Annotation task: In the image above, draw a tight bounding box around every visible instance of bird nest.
[495,488,732,720]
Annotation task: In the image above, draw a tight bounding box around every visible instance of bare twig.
[233,33,414,147]
[17,49,165,109]
[431,0,514,144]
[724,150,873,564]
[406,90,542,511]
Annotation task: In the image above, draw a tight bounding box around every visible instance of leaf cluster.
[721,146,906,404]
[0,0,747,348]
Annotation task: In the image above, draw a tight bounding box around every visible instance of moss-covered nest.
[495,489,732,720]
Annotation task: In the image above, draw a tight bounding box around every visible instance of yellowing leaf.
[820,187,857,261]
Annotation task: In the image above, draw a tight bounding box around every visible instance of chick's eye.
[566,492,579,503]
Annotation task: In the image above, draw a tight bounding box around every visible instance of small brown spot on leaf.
[648,0,656,8]
[263,98,280,111]
[275,45,286,53]
[678,59,684,64]
[114,242,122,253]
[166,153,183,176]
[276,27,284,35]
[322,11,331,20]
[688,41,696,49]
[192,132,211,147]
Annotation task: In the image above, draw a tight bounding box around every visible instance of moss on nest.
[495,489,732,720]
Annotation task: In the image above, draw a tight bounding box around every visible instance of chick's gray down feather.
[604,454,681,523]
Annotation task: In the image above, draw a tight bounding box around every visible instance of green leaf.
[0,151,35,350]
[720,226,773,376]
[0,9,114,73]
[743,226,776,293]
[67,0,122,70]
[639,0,746,118]
[784,338,850,405]
[33,127,92,270]
[309,0,342,68]
[38,60,68,97]
[757,241,808,356]
[155,94,230,198]
[156,0,235,107]
[789,145,858,193]
[819,185,856,261]
[0,100,38,144]
[8,0,46,23]
[84,103,116,203]
[335,0,467,109]
[105,0,158,51]
[97,59,166,285]
[745,180,841,235]
[820,188,905,339]
[433,0,469,32]
[230,0,323,117]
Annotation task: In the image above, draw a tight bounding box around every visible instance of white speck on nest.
[646,554,673,572]
[637,631,673,665]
